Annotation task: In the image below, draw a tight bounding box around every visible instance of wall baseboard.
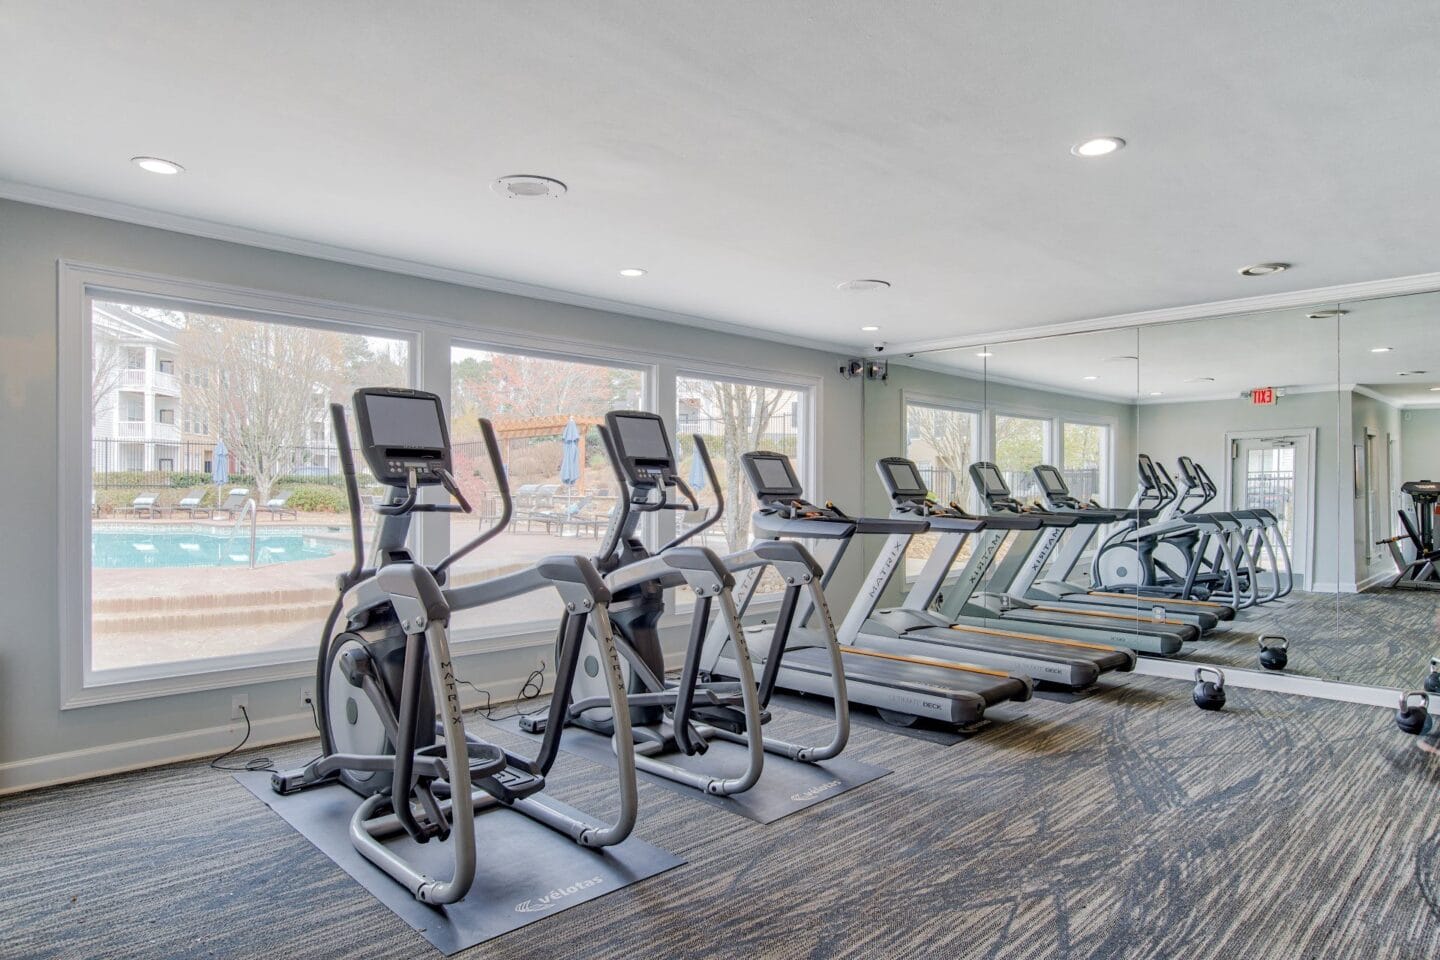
[0,653,689,797]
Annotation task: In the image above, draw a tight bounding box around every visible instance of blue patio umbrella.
[559,417,581,501]
[211,438,229,512]
[687,439,707,491]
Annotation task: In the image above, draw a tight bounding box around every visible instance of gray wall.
[0,199,864,789]
[1401,409,1440,482]
[1351,392,1404,584]
[1136,391,1346,589]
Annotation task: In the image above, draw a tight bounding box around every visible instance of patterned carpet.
[1161,588,1440,690]
[4,654,1439,960]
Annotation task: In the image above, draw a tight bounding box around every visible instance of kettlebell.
[1258,635,1289,672]
[1395,692,1434,736]
[1423,658,1440,695]
[1192,666,1226,711]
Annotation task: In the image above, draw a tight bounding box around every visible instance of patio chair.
[123,494,163,519]
[263,490,297,520]
[531,495,595,536]
[173,488,207,518]
[210,488,252,520]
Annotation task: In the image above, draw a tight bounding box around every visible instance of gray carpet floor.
[1157,587,1439,690]
[3,659,1439,959]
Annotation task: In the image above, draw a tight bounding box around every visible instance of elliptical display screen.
[363,393,447,449]
[614,414,673,463]
[882,459,928,497]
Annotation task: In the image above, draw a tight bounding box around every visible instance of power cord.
[209,704,276,772]
[460,661,549,721]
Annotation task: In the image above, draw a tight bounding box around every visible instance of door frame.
[1222,426,1318,591]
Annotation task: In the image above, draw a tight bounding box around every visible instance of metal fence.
[91,438,342,485]
[913,464,1101,506]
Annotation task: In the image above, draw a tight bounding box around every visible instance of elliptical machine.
[535,410,846,795]
[272,388,637,905]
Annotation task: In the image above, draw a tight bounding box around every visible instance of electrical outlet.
[230,694,249,721]
[301,686,314,710]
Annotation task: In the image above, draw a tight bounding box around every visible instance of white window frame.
[1058,416,1118,507]
[61,263,427,707]
[901,391,984,508]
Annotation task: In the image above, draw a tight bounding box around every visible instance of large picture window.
[1061,421,1112,504]
[993,413,1052,501]
[904,400,980,577]
[86,297,409,682]
[447,344,647,636]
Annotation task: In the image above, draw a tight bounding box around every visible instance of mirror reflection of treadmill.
[953,461,1198,655]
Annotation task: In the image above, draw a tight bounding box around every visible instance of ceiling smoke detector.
[1186,376,1216,383]
[1307,309,1348,320]
[490,175,568,199]
[836,279,891,292]
[1398,370,1427,377]
[1238,262,1291,277]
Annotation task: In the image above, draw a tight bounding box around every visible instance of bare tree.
[91,332,127,424]
[180,315,344,501]
[685,379,792,551]
[908,405,975,506]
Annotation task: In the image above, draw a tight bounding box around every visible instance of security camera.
[872,341,887,353]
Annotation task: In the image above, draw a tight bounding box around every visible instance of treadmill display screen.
[977,464,1007,495]
[752,455,798,492]
[884,461,927,496]
[1034,465,1066,496]
[614,414,673,465]
[362,393,446,450]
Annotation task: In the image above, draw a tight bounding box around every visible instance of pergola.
[491,415,602,490]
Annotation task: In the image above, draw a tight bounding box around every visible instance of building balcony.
[118,368,182,396]
[113,421,181,442]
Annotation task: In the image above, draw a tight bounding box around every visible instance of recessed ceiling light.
[131,156,184,175]
[975,350,994,358]
[1071,137,1126,158]
[1106,355,1138,362]
[1186,376,1216,383]
[1371,346,1393,353]
[1431,387,1440,392]
[1307,309,1348,319]
[618,267,647,278]
[1082,375,1099,381]
[836,279,891,292]
[860,325,880,332]
[1238,262,1291,277]
[1149,391,1164,397]
[490,174,567,199]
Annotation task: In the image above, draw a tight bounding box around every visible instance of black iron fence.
[91,438,342,486]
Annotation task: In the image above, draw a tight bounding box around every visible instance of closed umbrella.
[688,439,707,491]
[559,417,581,504]
[211,438,229,511]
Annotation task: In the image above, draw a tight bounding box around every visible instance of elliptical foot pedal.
[478,767,546,802]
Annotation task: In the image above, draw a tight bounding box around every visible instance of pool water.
[92,526,346,569]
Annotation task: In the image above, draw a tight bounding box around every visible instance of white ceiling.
[2,1,1439,351]
[910,290,1440,407]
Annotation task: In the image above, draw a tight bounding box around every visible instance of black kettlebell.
[1423,658,1440,695]
[1395,692,1434,736]
[1258,635,1289,672]
[1192,666,1226,711]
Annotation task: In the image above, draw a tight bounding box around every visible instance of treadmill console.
[352,387,453,487]
[969,461,1025,512]
[742,451,850,523]
[605,410,679,486]
[1402,480,1440,502]
[876,456,981,521]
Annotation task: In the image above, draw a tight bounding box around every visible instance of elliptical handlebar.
[331,401,366,588]
[434,418,513,579]
[659,434,724,553]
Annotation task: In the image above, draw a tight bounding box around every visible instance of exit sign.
[1251,387,1277,406]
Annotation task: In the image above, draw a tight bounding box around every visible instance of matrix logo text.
[790,779,842,803]
[514,876,605,913]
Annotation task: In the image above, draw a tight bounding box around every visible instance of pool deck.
[90,514,604,672]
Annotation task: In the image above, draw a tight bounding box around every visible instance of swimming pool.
[92,525,347,569]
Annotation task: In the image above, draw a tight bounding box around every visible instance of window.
[447,344,647,637]
[992,414,1051,502]
[674,374,807,554]
[157,358,175,375]
[904,400,979,577]
[86,297,410,683]
[1061,421,1111,503]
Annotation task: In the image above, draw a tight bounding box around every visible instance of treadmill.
[700,451,1033,729]
[853,457,1135,688]
[1025,462,1234,627]
[940,462,1194,655]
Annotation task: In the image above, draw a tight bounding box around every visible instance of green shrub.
[285,485,348,513]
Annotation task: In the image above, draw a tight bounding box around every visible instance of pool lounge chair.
[173,489,207,518]
[263,490,297,520]
[210,488,251,520]
[123,494,163,519]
